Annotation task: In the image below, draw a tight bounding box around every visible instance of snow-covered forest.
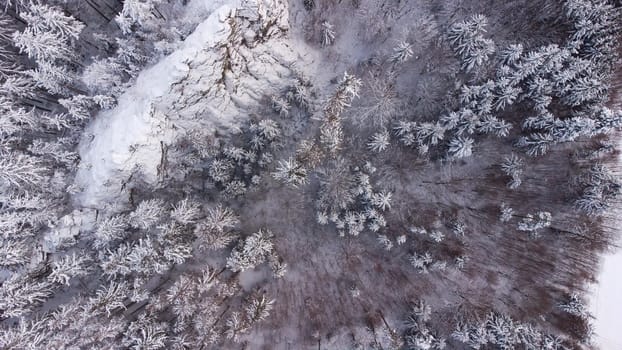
[1,0,621,348]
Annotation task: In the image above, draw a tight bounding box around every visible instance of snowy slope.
[74,0,305,209]
[590,248,622,349]
[589,229,622,348]
[75,4,236,207]
[588,133,622,349]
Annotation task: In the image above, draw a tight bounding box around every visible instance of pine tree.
[0,274,55,318]
[272,157,308,187]
[81,58,124,96]
[447,14,496,71]
[100,243,133,278]
[390,41,414,64]
[499,43,523,65]
[0,151,47,188]
[122,315,168,350]
[11,3,84,96]
[517,211,552,238]
[558,294,587,318]
[593,107,622,134]
[416,122,446,145]
[20,4,84,40]
[27,60,75,96]
[448,136,474,158]
[195,205,239,250]
[48,252,91,286]
[58,95,95,121]
[271,96,290,117]
[93,214,129,249]
[368,130,390,152]
[516,133,555,156]
[493,78,521,110]
[371,191,392,211]
[0,74,36,99]
[321,21,336,46]
[501,154,523,189]
[116,0,164,34]
[114,38,149,75]
[575,164,621,215]
[499,203,514,223]
[245,294,274,324]
[170,198,202,225]
[477,115,512,137]
[12,28,69,62]
[129,199,166,229]
[355,75,399,127]
[325,71,362,117]
[0,238,30,268]
[226,229,274,272]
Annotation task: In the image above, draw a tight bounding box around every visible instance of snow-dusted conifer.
[517,133,555,156]
[245,294,274,323]
[410,252,433,273]
[94,215,128,249]
[499,203,514,223]
[0,151,47,188]
[116,0,163,34]
[226,229,274,272]
[209,159,234,183]
[0,238,30,268]
[271,96,290,117]
[371,191,392,211]
[269,253,287,278]
[21,4,84,40]
[377,234,393,250]
[391,41,414,64]
[272,157,308,187]
[12,27,74,62]
[575,164,621,215]
[499,43,523,65]
[48,253,90,286]
[195,205,239,250]
[447,14,495,71]
[171,198,202,225]
[82,58,124,95]
[478,115,512,137]
[558,294,587,318]
[130,199,166,229]
[368,130,390,152]
[448,136,474,158]
[355,75,400,127]
[321,21,336,46]
[27,61,75,95]
[122,315,168,350]
[517,211,552,238]
[416,122,446,145]
[501,154,524,189]
[0,274,55,318]
[325,71,362,117]
[0,74,36,99]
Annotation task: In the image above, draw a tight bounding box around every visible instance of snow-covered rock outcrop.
[75,0,302,208]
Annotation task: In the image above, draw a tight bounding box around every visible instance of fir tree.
[321,20,336,46]
[447,14,495,71]
[448,136,474,158]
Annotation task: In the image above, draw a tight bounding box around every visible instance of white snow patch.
[238,266,270,291]
[588,242,622,349]
[588,143,622,349]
